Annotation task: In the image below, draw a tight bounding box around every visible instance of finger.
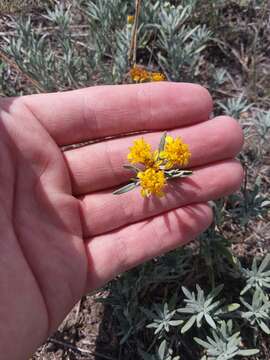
[21,83,213,146]
[66,116,243,195]
[85,202,213,289]
[80,160,243,237]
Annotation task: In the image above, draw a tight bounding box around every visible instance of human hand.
[0,83,243,359]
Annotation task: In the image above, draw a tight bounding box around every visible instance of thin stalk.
[128,0,141,66]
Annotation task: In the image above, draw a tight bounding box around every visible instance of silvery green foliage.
[5,5,93,90]
[194,320,259,360]
[145,303,183,336]
[212,68,228,86]
[103,251,270,358]
[44,2,83,85]
[177,285,224,333]
[85,0,128,51]
[101,250,191,346]
[240,254,270,295]
[229,176,270,224]
[241,290,270,334]
[156,2,211,81]
[44,2,72,31]
[100,275,146,345]
[217,94,252,118]
[112,27,132,83]
[7,17,57,90]
[84,0,131,82]
[255,110,270,140]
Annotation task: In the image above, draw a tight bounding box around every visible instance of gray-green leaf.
[158,132,167,152]
[113,182,138,195]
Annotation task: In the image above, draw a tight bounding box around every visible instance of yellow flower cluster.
[127,134,191,197]
[160,135,191,169]
[130,65,166,83]
[127,138,155,167]
[150,72,166,81]
[127,15,135,24]
[138,168,166,197]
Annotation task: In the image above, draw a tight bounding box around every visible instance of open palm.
[0,83,243,359]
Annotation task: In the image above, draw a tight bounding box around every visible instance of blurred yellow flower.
[159,135,191,169]
[130,65,149,83]
[150,72,166,81]
[130,65,166,83]
[138,168,166,197]
[127,15,135,24]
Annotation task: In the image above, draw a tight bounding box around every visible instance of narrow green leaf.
[238,349,260,356]
[225,303,240,313]
[181,315,196,333]
[123,164,140,174]
[259,254,270,272]
[169,319,184,327]
[113,182,138,195]
[158,132,167,153]
[240,284,251,296]
[258,320,270,334]
[197,312,204,327]
[158,339,167,359]
[252,257,258,273]
[181,286,192,300]
[261,200,270,208]
[194,337,212,349]
[204,314,216,329]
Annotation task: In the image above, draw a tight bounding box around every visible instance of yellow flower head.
[150,72,166,82]
[127,15,135,24]
[130,65,150,83]
[127,138,154,166]
[114,133,192,198]
[159,135,191,169]
[138,168,166,197]
[130,66,166,83]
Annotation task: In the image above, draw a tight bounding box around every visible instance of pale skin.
[0,82,243,359]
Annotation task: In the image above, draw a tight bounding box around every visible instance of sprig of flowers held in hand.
[113,133,192,198]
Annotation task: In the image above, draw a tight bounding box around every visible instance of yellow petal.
[165,135,173,143]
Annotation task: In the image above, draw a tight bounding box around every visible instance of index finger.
[22,82,213,146]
